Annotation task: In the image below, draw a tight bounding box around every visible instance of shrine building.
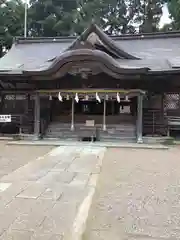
[0,23,179,142]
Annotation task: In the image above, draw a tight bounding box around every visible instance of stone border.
[71,148,105,240]
[7,140,169,150]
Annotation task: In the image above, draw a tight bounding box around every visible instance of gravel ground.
[84,147,180,240]
[0,141,54,179]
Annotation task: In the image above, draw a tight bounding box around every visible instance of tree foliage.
[0,0,25,56]
[135,0,165,33]
[28,0,77,36]
[73,0,136,35]
[0,0,168,56]
[27,0,166,35]
[167,0,180,30]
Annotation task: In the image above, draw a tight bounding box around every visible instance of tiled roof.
[0,24,180,76]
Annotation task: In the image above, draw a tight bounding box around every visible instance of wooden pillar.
[25,93,30,114]
[0,94,5,113]
[71,98,75,131]
[137,94,143,143]
[103,99,107,131]
[34,93,40,139]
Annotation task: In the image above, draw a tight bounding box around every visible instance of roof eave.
[22,49,149,77]
[148,68,180,75]
[0,70,23,76]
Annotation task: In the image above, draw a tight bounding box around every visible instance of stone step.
[47,127,136,132]
[43,137,77,141]
[100,135,136,139]
[100,139,136,143]
[46,132,136,138]
[46,124,135,129]
[47,125,135,129]
[44,136,136,142]
[46,133,135,138]
[46,128,135,133]
[44,132,78,137]
[44,121,137,140]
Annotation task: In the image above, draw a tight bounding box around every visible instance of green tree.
[73,0,137,35]
[133,0,165,33]
[0,0,168,58]
[28,0,78,37]
[0,0,25,56]
[73,0,166,35]
[167,0,180,30]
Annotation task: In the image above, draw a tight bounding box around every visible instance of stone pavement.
[84,147,180,240]
[0,145,106,240]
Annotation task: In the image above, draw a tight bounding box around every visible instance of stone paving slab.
[0,229,34,240]
[0,145,106,240]
[16,182,48,199]
[84,147,180,240]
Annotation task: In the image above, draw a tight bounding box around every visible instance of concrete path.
[0,145,106,240]
[84,147,180,240]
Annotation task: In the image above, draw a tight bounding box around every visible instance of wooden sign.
[120,106,130,114]
[86,120,95,127]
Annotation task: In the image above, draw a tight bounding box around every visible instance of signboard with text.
[0,115,11,123]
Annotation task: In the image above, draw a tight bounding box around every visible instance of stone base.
[137,137,143,144]
[32,135,40,141]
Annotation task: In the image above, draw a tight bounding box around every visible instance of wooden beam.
[36,89,146,94]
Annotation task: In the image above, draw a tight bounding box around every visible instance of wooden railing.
[143,108,168,136]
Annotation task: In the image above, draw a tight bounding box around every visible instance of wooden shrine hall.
[0,23,180,142]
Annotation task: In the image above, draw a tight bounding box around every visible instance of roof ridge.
[111,31,180,40]
[14,37,74,44]
[14,26,180,44]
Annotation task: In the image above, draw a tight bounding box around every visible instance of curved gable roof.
[67,23,139,60]
[1,24,180,76]
[23,49,149,78]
